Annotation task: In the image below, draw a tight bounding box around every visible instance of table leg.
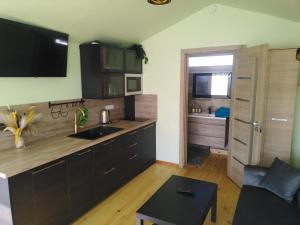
[136,218,144,225]
[211,191,217,222]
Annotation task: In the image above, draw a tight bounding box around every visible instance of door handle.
[129,154,138,160]
[103,139,115,146]
[252,121,262,133]
[32,160,65,175]
[272,118,288,122]
[103,167,116,175]
[77,149,93,156]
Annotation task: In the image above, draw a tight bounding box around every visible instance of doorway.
[179,45,243,167]
[179,44,269,187]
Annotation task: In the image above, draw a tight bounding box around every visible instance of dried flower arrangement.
[0,106,42,149]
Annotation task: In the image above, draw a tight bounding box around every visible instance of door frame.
[179,45,244,168]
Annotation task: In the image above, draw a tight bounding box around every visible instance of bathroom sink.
[68,126,123,140]
[189,113,215,118]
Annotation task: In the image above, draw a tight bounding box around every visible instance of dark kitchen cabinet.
[32,160,69,225]
[79,43,125,99]
[94,138,123,201]
[125,49,143,74]
[141,123,156,169]
[100,45,124,73]
[9,173,35,225]
[3,122,156,225]
[67,148,94,221]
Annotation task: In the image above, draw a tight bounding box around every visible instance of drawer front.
[188,117,226,126]
[188,122,226,138]
[230,157,245,187]
[123,128,142,145]
[188,134,225,149]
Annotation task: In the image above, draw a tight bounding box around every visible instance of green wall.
[142,4,300,164]
[0,42,82,106]
[292,70,300,168]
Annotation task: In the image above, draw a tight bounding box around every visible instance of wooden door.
[228,45,269,186]
[263,49,299,166]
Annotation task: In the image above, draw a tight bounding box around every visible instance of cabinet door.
[9,173,35,225]
[141,123,156,169]
[100,46,124,73]
[32,160,69,225]
[125,49,143,74]
[67,148,94,221]
[101,74,124,98]
[94,138,123,201]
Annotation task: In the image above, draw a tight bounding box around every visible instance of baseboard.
[156,160,180,167]
[210,148,228,155]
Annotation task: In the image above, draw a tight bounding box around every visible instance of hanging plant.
[129,44,149,64]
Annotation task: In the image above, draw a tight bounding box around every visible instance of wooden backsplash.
[189,98,230,113]
[0,94,157,151]
[135,94,157,119]
[0,98,124,151]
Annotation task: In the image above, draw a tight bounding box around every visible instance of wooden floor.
[73,154,240,225]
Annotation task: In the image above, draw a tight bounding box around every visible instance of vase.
[15,131,25,149]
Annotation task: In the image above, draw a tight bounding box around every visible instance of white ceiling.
[0,0,299,45]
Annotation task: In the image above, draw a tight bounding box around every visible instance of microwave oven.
[125,74,143,96]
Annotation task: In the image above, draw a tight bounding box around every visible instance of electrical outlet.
[104,105,114,110]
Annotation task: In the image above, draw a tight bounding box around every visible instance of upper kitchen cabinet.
[100,45,124,73]
[80,42,125,99]
[125,49,143,74]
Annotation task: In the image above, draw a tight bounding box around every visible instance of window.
[192,73,232,98]
[188,55,233,67]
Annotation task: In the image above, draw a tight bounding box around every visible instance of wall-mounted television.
[0,18,69,77]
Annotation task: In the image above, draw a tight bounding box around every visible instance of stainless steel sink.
[68,126,123,140]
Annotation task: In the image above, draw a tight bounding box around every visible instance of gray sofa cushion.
[244,165,268,187]
[298,189,300,210]
[259,158,300,203]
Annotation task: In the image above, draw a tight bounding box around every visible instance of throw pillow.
[259,158,300,203]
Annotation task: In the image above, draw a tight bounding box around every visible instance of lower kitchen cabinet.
[94,138,123,201]
[32,160,69,225]
[9,173,35,225]
[67,147,95,221]
[4,122,156,225]
[141,123,156,169]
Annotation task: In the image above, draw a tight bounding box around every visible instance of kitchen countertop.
[0,119,156,179]
[188,113,227,120]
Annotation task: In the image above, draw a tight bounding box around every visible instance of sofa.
[232,165,300,225]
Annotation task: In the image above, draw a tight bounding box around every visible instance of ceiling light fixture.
[148,0,171,5]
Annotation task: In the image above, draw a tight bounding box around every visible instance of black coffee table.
[136,175,217,225]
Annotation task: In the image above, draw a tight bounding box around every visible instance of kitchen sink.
[68,126,123,140]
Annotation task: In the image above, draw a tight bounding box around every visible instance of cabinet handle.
[103,167,116,175]
[272,118,288,122]
[103,140,115,146]
[129,130,138,135]
[77,149,93,156]
[32,160,65,175]
[128,142,138,149]
[129,154,138,160]
[143,124,154,130]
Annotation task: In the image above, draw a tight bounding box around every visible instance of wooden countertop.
[0,119,156,179]
[188,113,226,120]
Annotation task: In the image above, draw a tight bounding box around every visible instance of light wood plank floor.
[73,154,240,225]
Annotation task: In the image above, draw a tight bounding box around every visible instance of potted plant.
[128,44,149,64]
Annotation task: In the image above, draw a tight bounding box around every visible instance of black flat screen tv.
[0,18,69,77]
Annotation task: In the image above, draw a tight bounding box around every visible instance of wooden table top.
[0,119,156,179]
